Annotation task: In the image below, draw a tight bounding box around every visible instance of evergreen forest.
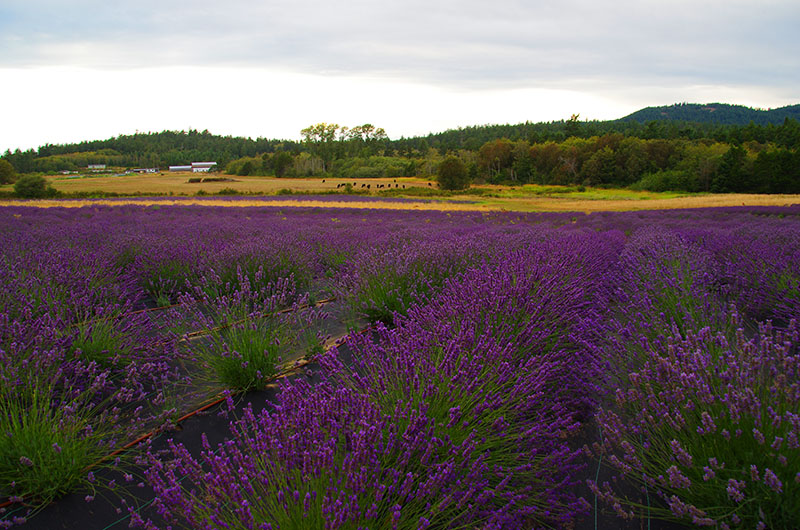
[3,103,800,193]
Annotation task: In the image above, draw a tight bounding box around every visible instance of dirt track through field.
[2,193,800,212]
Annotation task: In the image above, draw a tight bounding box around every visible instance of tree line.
[1,130,299,175]
[619,102,800,126]
[3,118,800,193]
[470,134,800,193]
[230,119,800,193]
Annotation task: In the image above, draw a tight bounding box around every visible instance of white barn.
[169,162,217,172]
[191,162,217,173]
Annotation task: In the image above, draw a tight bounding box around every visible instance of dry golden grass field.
[40,173,434,195]
[1,172,799,212]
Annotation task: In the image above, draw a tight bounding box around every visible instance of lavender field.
[1,202,799,529]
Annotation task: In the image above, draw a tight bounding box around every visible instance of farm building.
[169,162,217,173]
[191,162,217,173]
[88,164,106,171]
[132,168,160,174]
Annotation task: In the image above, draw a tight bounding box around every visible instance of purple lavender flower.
[666,466,691,489]
[763,468,782,493]
[752,428,765,445]
[726,479,746,503]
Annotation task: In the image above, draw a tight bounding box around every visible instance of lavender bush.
[135,227,622,529]
[592,214,800,528]
[171,271,328,392]
[2,202,799,529]
[141,382,519,530]
[591,318,800,528]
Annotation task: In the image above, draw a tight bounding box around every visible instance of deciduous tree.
[300,123,340,173]
[272,152,293,178]
[14,175,55,198]
[437,156,469,190]
[0,159,16,184]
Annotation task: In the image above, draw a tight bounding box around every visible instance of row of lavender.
[141,232,615,529]
[1,203,799,528]
[0,205,544,524]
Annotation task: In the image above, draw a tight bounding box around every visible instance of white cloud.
[0,66,637,151]
[1,0,798,150]
[3,0,798,86]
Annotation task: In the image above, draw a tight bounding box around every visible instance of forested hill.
[619,103,800,125]
[2,103,800,196]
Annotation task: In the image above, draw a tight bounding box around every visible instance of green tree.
[14,175,56,198]
[528,142,561,183]
[0,159,16,184]
[753,149,800,194]
[712,144,750,192]
[616,137,648,185]
[402,160,417,177]
[467,162,479,182]
[581,146,617,185]
[477,139,514,180]
[238,160,254,176]
[272,152,293,178]
[300,123,340,173]
[437,156,469,190]
[564,114,582,138]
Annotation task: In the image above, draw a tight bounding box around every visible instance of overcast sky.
[1,0,798,152]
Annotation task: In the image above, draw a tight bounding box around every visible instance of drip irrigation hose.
[67,300,188,331]
[84,394,229,473]
[591,428,652,530]
[594,424,603,530]
[97,419,235,530]
[93,326,379,530]
[641,433,651,530]
[83,327,346,474]
[99,498,155,530]
[176,296,337,344]
[68,292,336,334]
[0,318,368,517]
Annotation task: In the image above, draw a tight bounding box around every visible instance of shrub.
[612,226,728,341]
[591,319,800,529]
[141,259,194,306]
[0,159,16,184]
[13,175,56,199]
[190,305,327,391]
[437,156,470,190]
[141,248,598,529]
[340,236,480,323]
[69,320,135,368]
[632,169,698,192]
[176,275,326,392]
[200,320,282,390]
[237,160,254,176]
[0,385,111,507]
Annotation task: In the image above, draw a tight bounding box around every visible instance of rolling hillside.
[619,102,800,125]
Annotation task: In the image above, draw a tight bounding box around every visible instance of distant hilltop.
[618,102,800,125]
